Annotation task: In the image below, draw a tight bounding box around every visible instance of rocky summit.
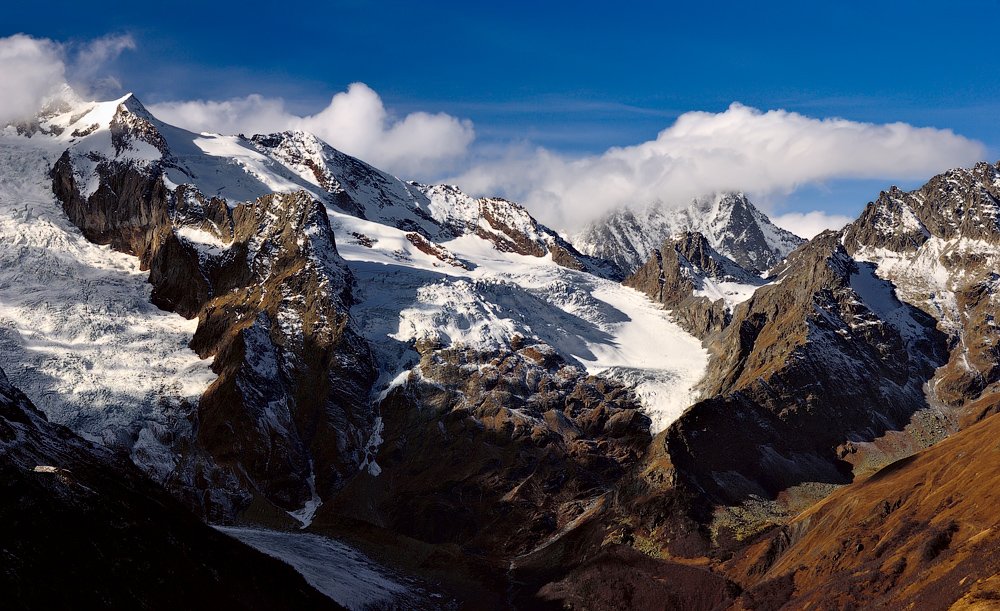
[2,87,1000,610]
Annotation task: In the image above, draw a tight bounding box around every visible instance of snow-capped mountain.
[844,162,1000,422]
[573,192,804,275]
[1,89,711,526]
[6,85,1000,609]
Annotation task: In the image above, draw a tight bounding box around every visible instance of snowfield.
[0,132,216,481]
[0,86,715,467]
[334,212,709,432]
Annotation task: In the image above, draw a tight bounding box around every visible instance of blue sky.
[4,0,998,234]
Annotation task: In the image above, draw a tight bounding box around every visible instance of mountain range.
[2,87,999,610]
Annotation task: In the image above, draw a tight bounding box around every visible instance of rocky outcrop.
[50,102,377,520]
[405,232,467,268]
[613,231,949,551]
[844,162,1000,427]
[472,196,619,276]
[624,231,761,337]
[322,340,652,560]
[0,366,339,610]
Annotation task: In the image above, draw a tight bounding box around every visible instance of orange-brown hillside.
[728,411,1000,610]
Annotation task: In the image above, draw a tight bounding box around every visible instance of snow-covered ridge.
[339,210,709,431]
[8,87,714,436]
[573,191,804,275]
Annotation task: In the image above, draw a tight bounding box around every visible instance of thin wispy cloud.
[69,33,136,96]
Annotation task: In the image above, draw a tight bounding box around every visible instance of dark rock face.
[51,119,377,519]
[324,341,652,559]
[530,545,738,611]
[624,231,761,337]
[0,366,339,611]
[615,231,948,549]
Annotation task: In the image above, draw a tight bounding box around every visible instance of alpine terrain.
[2,84,1000,610]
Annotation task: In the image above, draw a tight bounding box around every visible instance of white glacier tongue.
[215,527,447,610]
[336,210,709,432]
[0,132,216,480]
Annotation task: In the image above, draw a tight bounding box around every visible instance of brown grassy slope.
[727,411,1000,610]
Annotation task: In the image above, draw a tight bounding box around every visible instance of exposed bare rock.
[844,162,1000,427]
[322,341,651,560]
[624,231,762,337]
[405,232,467,268]
[50,120,377,519]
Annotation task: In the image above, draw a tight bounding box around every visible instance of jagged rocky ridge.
[573,192,803,276]
[0,365,340,610]
[32,92,660,542]
[624,231,765,337]
[49,97,378,520]
[844,162,1000,425]
[249,131,614,276]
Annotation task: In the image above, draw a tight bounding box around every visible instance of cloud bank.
[0,35,65,125]
[448,103,987,230]
[0,33,135,125]
[149,83,475,176]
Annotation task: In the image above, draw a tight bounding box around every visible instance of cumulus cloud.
[0,34,65,125]
[772,210,854,239]
[149,83,475,176]
[0,33,135,125]
[449,103,986,230]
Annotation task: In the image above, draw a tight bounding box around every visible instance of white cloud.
[0,33,136,125]
[449,103,986,230]
[0,34,65,125]
[149,83,475,176]
[148,95,290,136]
[772,210,854,239]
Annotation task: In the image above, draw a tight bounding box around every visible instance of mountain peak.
[573,192,803,276]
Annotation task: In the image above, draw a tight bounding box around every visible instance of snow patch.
[0,134,216,482]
